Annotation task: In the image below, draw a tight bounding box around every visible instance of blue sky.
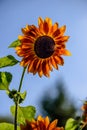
[0,0,87,117]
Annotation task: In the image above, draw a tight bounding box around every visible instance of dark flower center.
[34,36,55,58]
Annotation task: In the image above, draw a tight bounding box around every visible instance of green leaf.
[0,55,19,68]
[65,118,79,130]
[8,39,21,48]
[10,105,36,124]
[6,89,17,100]
[20,91,27,100]
[0,123,20,130]
[18,91,27,103]
[0,72,12,90]
[7,90,27,103]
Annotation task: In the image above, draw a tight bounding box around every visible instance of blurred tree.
[40,80,77,127]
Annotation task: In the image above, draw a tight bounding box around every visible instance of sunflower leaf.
[10,105,36,124]
[18,91,27,103]
[19,91,27,100]
[0,123,20,130]
[8,39,21,48]
[65,118,79,130]
[0,72,12,90]
[0,55,19,68]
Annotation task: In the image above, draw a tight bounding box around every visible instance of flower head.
[16,17,71,77]
[20,115,64,130]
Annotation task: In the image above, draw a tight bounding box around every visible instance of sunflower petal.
[45,17,52,26]
[38,115,44,122]
[18,35,24,40]
[48,59,53,71]
[61,36,70,41]
[36,60,41,70]
[21,28,27,34]
[26,24,30,30]
[54,55,64,65]
[38,61,43,77]
[59,49,71,56]
[43,20,49,34]
[38,17,44,26]
[59,25,66,35]
[49,119,58,129]
[20,60,26,66]
[32,59,39,75]
[38,70,43,77]
[44,116,50,128]
[55,36,70,42]
[42,60,50,77]
[45,63,50,77]
[53,29,60,37]
[45,17,52,32]
[51,57,58,69]
[28,60,35,72]
[52,22,59,32]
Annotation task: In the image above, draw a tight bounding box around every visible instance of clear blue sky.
[0,0,87,117]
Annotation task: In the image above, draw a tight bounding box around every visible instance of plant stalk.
[14,67,26,130]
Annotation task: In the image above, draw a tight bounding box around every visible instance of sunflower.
[15,17,71,77]
[20,115,64,130]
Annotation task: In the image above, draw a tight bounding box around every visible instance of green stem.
[14,102,18,130]
[14,67,26,130]
[18,67,26,92]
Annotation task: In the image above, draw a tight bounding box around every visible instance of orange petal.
[48,59,53,71]
[45,63,50,77]
[21,28,27,34]
[59,25,66,35]
[36,59,41,70]
[38,70,43,77]
[45,17,52,26]
[38,115,44,122]
[38,61,43,77]
[32,59,39,75]
[54,56,64,65]
[15,46,21,51]
[62,36,70,41]
[20,60,25,66]
[43,20,49,34]
[44,116,50,128]
[42,60,50,77]
[55,36,69,42]
[18,35,24,40]
[51,57,58,69]
[53,29,60,37]
[50,22,58,35]
[45,17,52,32]
[28,60,35,72]
[59,49,71,56]
[38,17,44,26]
[52,22,59,32]
[49,119,58,129]
[26,24,30,30]
[38,18,44,34]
